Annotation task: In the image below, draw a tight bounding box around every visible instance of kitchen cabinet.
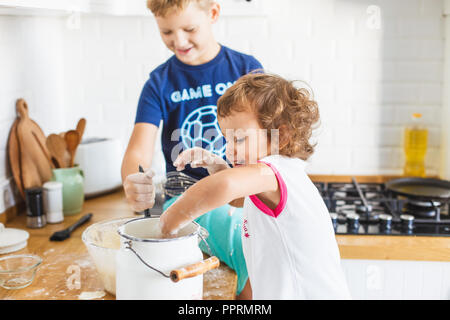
[341,259,450,300]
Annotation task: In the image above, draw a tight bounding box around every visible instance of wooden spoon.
[75,118,86,144]
[65,130,80,167]
[46,134,67,168]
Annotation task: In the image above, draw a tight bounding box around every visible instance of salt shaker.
[43,181,64,224]
[25,187,46,228]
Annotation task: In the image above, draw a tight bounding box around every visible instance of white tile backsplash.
[0,15,66,189]
[0,0,446,185]
[442,7,450,179]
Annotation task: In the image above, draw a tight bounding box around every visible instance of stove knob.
[330,213,338,231]
[346,213,360,231]
[400,214,414,230]
[379,214,392,231]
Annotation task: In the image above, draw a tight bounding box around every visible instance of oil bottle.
[403,113,428,177]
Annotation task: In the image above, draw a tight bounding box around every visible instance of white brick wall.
[0,15,66,190]
[0,0,446,185]
[442,1,450,180]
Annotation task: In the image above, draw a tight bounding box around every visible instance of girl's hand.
[173,147,230,175]
[123,169,155,212]
[159,210,176,238]
[159,207,192,238]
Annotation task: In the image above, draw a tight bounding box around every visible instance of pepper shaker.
[25,187,46,228]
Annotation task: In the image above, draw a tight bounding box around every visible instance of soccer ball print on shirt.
[180,105,226,158]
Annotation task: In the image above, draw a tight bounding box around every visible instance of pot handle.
[170,256,220,283]
[124,240,220,282]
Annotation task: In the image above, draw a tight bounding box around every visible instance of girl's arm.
[172,147,244,207]
[159,162,279,236]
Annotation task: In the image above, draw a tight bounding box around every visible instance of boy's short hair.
[217,72,320,161]
[147,0,214,16]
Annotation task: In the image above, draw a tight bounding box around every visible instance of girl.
[159,73,351,299]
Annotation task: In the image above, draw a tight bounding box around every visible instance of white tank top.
[242,155,351,299]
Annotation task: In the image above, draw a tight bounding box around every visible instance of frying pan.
[385,177,450,201]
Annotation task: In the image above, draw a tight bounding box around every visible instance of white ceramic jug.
[115,217,219,300]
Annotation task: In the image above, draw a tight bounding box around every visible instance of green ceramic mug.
[51,166,84,215]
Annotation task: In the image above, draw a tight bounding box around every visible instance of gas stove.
[316,180,450,237]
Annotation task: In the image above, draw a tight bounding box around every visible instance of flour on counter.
[78,290,106,300]
[203,267,230,299]
[43,248,55,256]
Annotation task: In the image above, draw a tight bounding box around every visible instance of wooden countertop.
[337,234,450,262]
[2,173,450,299]
[0,191,237,300]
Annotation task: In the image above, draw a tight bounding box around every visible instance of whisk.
[162,171,199,197]
[162,171,237,217]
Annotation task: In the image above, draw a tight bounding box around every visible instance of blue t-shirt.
[135,45,263,180]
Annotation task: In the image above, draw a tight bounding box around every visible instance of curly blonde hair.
[217,72,320,160]
[147,0,214,16]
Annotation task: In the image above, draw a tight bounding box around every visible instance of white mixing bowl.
[82,217,133,295]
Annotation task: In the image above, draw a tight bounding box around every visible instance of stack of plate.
[0,224,29,254]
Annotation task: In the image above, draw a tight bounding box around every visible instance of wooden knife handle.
[170,256,220,283]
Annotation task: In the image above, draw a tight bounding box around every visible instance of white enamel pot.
[115,217,218,300]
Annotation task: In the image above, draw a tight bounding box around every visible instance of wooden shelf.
[0,0,266,16]
[89,0,151,16]
[0,0,89,15]
[0,0,149,16]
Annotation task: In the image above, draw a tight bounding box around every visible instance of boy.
[121,0,262,299]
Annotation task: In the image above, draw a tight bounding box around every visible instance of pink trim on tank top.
[249,160,287,218]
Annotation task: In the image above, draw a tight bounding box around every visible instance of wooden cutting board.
[14,99,53,192]
[7,119,24,199]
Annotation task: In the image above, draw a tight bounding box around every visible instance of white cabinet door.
[341,259,450,300]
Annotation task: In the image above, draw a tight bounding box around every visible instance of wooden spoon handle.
[76,118,86,142]
[169,256,220,283]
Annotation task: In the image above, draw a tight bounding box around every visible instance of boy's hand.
[173,147,230,175]
[123,169,155,212]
